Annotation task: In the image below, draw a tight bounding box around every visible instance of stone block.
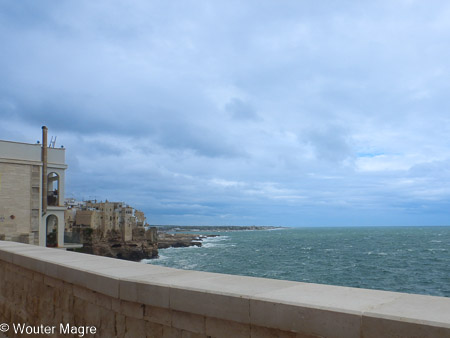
[176,274,299,299]
[25,293,39,319]
[144,305,171,326]
[99,307,116,337]
[33,272,44,283]
[115,313,126,337]
[84,302,102,327]
[181,330,206,338]
[362,293,450,338]
[162,326,183,338]
[145,321,164,338]
[250,299,360,338]
[363,292,450,330]
[58,288,74,312]
[247,283,403,338]
[171,310,205,334]
[120,278,170,309]
[13,253,58,278]
[57,264,119,298]
[361,315,450,338]
[251,326,318,338]
[62,310,75,325]
[73,297,88,325]
[44,275,64,289]
[39,301,56,324]
[120,300,144,319]
[112,298,121,312]
[73,285,95,302]
[125,316,146,338]
[95,292,113,309]
[206,317,250,338]
[53,308,63,325]
[170,286,250,323]
[15,265,34,280]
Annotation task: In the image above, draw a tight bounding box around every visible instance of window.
[47,172,59,206]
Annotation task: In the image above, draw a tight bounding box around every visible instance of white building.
[0,126,72,248]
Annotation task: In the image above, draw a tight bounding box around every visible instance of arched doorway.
[47,172,60,206]
[46,214,58,247]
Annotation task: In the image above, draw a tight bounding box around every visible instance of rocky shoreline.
[155,225,285,249]
[157,233,218,249]
[72,225,284,261]
[72,228,158,262]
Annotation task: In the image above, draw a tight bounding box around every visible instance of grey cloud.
[225,98,260,121]
[0,1,58,28]
[305,126,353,163]
[154,120,245,158]
[408,160,450,180]
[2,0,450,226]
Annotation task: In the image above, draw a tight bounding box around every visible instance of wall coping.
[1,240,449,337]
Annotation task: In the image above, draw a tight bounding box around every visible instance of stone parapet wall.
[0,241,449,338]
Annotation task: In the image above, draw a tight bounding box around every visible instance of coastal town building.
[65,199,147,241]
[0,126,70,248]
[64,199,157,260]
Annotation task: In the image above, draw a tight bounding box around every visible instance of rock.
[158,233,198,248]
[73,228,158,262]
[157,232,215,249]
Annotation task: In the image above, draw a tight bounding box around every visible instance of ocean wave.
[141,254,167,263]
[179,263,198,270]
[202,242,227,248]
[143,226,449,297]
[202,235,230,242]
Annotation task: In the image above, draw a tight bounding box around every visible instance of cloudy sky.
[1,0,450,226]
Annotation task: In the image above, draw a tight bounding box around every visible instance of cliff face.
[74,227,158,261]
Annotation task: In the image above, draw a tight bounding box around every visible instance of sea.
[145,226,450,297]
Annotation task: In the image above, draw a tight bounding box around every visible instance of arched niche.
[47,172,60,206]
[46,214,58,247]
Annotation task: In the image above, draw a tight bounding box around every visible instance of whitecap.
[178,263,198,270]
[184,245,202,249]
[202,242,226,248]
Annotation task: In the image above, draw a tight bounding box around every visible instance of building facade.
[66,200,147,242]
[0,127,68,247]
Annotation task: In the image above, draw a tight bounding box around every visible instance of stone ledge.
[1,240,449,338]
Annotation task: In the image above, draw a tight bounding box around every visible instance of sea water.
[145,226,450,297]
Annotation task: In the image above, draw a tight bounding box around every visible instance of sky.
[1,0,450,227]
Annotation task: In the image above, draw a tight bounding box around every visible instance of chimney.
[42,126,48,215]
